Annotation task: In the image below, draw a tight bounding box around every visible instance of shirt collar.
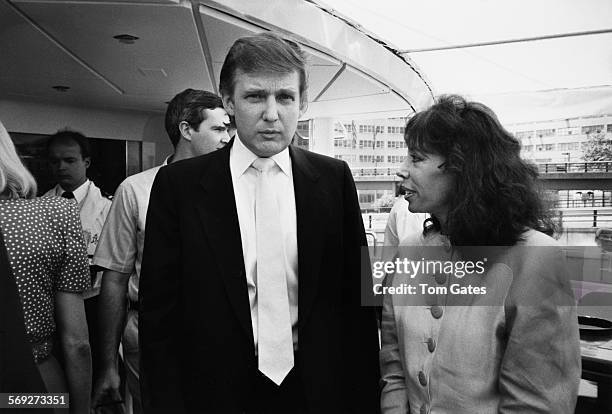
[230,133,292,177]
[61,179,89,203]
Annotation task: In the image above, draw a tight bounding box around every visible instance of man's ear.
[299,97,308,118]
[178,121,192,142]
[222,94,235,116]
[83,157,91,169]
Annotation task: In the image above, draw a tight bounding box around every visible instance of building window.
[387,140,406,149]
[515,131,534,140]
[387,155,407,164]
[536,129,555,138]
[359,155,379,163]
[582,125,604,135]
[387,126,405,134]
[359,193,375,203]
[297,121,310,137]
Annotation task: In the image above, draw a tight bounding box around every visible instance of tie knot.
[252,158,276,173]
[61,191,75,200]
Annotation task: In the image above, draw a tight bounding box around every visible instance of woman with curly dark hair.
[379,95,580,414]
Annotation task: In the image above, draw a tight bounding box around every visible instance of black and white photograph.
[1,0,611,413]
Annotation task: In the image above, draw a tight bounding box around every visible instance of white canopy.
[318,0,612,123]
[0,0,435,121]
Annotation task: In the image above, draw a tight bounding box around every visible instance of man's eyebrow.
[276,87,298,94]
[242,86,265,93]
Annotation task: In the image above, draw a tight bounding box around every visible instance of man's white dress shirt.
[229,135,299,350]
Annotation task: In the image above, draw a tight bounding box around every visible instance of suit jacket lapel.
[290,147,325,330]
[196,144,254,346]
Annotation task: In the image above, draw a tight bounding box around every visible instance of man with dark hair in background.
[44,130,111,267]
[140,32,380,413]
[91,89,230,413]
[44,130,112,397]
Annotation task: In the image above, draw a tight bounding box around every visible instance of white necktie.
[252,157,294,385]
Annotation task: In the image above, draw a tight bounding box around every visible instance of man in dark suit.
[139,32,380,413]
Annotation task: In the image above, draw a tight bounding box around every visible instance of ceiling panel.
[18,1,211,100]
[307,90,411,119]
[317,66,389,101]
[0,1,106,83]
[200,5,344,103]
[2,0,432,118]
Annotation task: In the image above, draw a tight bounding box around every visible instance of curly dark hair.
[404,94,555,246]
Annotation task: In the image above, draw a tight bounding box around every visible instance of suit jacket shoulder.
[158,145,230,184]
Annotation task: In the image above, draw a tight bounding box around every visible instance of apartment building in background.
[508,114,612,163]
[333,118,409,170]
[327,114,612,209]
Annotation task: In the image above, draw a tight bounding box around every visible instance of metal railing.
[352,167,397,177]
[351,161,612,177]
[556,197,611,209]
[556,209,612,228]
[537,161,612,174]
[362,209,612,232]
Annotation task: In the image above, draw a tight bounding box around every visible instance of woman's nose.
[396,159,410,180]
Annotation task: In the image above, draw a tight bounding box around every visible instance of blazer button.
[427,337,436,353]
[442,238,452,252]
[434,272,447,285]
[431,305,443,319]
[418,370,428,386]
[420,404,428,414]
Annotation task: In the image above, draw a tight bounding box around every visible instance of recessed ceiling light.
[113,34,139,44]
[52,85,70,92]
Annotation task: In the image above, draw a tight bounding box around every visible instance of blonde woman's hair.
[0,121,37,199]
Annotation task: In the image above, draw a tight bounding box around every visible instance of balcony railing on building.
[351,161,612,178]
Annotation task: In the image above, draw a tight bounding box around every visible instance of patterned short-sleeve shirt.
[0,197,90,363]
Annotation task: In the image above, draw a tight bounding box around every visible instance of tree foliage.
[582,131,612,161]
[371,193,396,209]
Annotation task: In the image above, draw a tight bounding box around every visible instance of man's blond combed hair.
[0,121,37,199]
